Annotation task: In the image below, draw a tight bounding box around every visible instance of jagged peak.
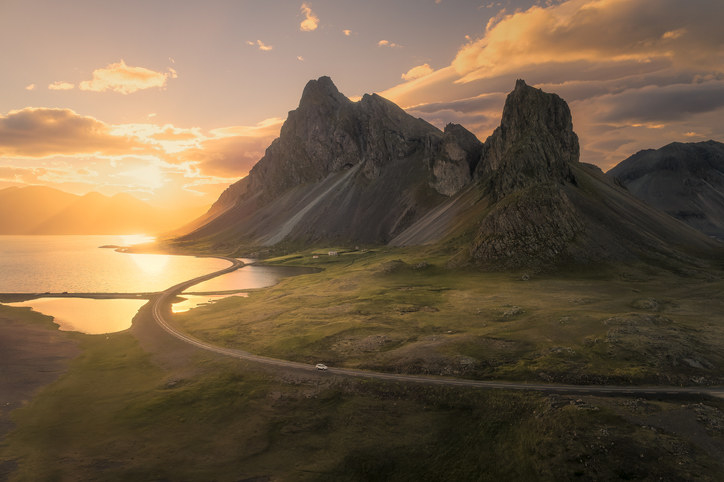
[298,76,350,109]
[500,79,574,138]
[476,79,579,197]
[514,78,528,90]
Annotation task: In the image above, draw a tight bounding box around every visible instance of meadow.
[2,247,724,480]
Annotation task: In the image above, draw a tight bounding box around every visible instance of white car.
[315,363,328,371]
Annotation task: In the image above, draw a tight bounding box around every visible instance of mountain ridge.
[176,77,722,270]
[608,140,724,240]
[0,186,202,235]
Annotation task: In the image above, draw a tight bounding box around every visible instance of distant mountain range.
[608,140,724,240]
[0,186,200,235]
[175,76,722,269]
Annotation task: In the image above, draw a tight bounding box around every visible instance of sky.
[1,0,723,209]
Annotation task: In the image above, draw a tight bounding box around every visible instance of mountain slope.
[179,77,722,270]
[177,76,482,247]
[0,186,77,234]
[608,141,724,240]
[0,186,196,235]
[393,80,722,269]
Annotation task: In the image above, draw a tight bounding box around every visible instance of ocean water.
[0,235,231,293]
[0,235,311,334]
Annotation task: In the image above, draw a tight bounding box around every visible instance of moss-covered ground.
[175,248,724,386]
[2,247,724,479]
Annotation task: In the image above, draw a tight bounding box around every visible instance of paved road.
[151,257,724,399]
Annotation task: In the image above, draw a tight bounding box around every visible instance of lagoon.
[0,235,311,334]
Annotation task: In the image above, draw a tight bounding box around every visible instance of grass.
[174,247,724,385]
[3,308,723,480]
[2,247,724,479]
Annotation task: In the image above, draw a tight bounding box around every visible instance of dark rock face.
[180,76,721,270]
[476,80,578,200]
[430,123,482,196]
[608,141,724,239]
[468,80,584,268]
[180,76,482,246]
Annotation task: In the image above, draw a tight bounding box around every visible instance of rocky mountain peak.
[476,79,579,199]
[297,76,350,110]
[469,80,584,268]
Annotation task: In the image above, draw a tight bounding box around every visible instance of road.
[151,257,724,399]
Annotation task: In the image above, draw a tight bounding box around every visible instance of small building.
[328,251,338,256]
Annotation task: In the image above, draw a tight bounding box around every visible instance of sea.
[0,235,305,334]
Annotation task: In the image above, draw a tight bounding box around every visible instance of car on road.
[315,363,328,371]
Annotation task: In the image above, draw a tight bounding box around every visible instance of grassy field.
[2,302,723,480]
[2,247,724,479]
[175,247,724,386]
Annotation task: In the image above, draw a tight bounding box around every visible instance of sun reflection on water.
[118,234,156,246]
[127,252,170,276]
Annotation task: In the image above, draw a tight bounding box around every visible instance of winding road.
[151,257,724,399]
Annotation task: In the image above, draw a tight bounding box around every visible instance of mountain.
[0,186,197,235]
[0,186,77,233]
[607,141,724,240]
[177,77,722,269]
[389,80,721,269]
[176,76,481,247]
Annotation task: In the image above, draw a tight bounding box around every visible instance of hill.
[608,140,724,240]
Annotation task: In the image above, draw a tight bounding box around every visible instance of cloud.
[591,80,724,124]
[300,3,319,32]
[402,64,434,81]
[378,39,401,48]
[174,117,283,176]
[343,29,352,36]
[78,59,174,94]
[0,108,146,157]
[25,84,36,91]
[48,81,75,91]
[374,0,724,169]
[451,0,724,84]
[297,55,305,62]
[247,39,273,51]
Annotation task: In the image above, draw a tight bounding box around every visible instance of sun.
[119,164,166,191]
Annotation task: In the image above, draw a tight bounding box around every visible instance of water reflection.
[128,253,170,276]
[5,298,147,334]
[171,293,248,313]
[0,235,230,293]
[189,262,317,293]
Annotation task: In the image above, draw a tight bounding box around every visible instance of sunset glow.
[1,0,722,209]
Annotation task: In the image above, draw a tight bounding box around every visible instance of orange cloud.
[378,39,401,48]
[376,0,724,170]
[247,39,273,51]
[300,3,319,32]
[25,84,36,91]
[401,64,433,81]
[452,0,724,83]
[78,60,174,94]
[174,117,283,176]
[0,108,146,157]
[48,81,75,91]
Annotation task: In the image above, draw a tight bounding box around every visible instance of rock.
[178,76,481,246]
[430,123,482,196]
[178,77,723,271]
[608,140,724,240]
[468,80,585,268]
[475,79,578,199]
